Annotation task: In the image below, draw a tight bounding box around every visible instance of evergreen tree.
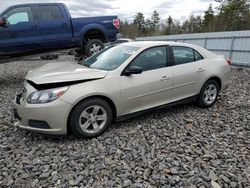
[151,10,160,31]
[134,12,146,36]
[216,0,250,31]
[182,15,203,33]
[119,1,250,38]
[203,4,215,32]
[164,16,174,35]
[145,18,154,35]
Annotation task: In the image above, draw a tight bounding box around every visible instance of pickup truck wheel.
[70,98,113,138]
[85,39,104,57]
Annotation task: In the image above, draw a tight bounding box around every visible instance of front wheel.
[69,98,113,138]
[84,39,104,57]
[197,80,219,108]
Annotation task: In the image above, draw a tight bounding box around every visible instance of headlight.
[27,87,69,104]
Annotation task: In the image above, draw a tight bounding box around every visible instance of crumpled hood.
[26,62,108,84]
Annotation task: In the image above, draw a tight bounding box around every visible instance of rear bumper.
[13,94,72,135]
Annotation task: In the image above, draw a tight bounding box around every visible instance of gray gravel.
[0,57,249,187]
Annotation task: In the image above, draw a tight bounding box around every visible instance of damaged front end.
[26,78,102,91]
[22,78,102,104]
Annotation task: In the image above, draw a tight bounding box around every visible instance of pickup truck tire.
[84,39,104,57]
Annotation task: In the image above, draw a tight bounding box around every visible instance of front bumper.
[13,94,72,135]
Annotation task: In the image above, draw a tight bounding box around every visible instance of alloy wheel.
[203,83,218,105]
[79,105,107,134]
[89,43,102,54]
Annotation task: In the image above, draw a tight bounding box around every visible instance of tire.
[69,98,113,138]
[84,39,104,57]
[197,80,220,108]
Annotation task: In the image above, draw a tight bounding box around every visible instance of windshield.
[82,45,139,70]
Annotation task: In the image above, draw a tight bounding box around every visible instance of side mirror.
[0,17,7,26]
[123,66,142,76]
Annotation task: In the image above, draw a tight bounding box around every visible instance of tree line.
[120,0,250,38]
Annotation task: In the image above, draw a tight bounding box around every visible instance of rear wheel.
[197,80,219,108]
[69,98,113,138]
[84,39,104,57]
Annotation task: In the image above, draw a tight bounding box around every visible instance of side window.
[194,50,204,61]
[172,46,194,65]
[37,6,64,21]
[129,47,167,71]
[5,7,34,25]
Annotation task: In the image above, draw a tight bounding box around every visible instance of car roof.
[120,41,194,48]
[7,3,64,7]
[120,41,216,57]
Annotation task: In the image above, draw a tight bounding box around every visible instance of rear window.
[172,46,204,65]
[194,50,204,61]
[37,6,64,21]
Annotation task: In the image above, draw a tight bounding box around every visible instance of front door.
[0,6,42,56]
[120,46,173,115]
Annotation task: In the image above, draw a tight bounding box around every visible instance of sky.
[0,0,220,22]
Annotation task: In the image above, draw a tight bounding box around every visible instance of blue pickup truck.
[0,3,119,60]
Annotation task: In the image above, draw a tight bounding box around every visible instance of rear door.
[120,46,173,115]
[170,46,206,102]
[0,6,42,55]
[35,4,73,50]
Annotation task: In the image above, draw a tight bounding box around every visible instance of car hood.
[26,62,108,84]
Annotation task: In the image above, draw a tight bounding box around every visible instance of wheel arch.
[80,24,108,45]
[202,76,222,92]
[67,95,117,134]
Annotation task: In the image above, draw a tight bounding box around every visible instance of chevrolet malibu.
[13,41,231,138]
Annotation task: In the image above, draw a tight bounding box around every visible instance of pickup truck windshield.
[82,45,139,70]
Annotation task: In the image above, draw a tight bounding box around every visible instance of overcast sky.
[0,0,220,22]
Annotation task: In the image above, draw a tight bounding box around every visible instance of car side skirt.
[116,95,198,122]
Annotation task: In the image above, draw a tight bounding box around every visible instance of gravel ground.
[0,57,249,188]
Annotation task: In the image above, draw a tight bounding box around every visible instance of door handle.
[197,68,205,72]
[160,76,170,81]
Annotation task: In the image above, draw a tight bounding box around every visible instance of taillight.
[226,58,231,65]
[113,19,119,29]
